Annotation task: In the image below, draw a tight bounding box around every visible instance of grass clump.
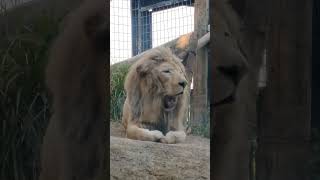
[0,13,60,180]
[110,63,130,122]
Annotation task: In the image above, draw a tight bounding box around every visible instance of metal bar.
[197,31,210,50]
[140,0,193,12]
[131,0,140,56]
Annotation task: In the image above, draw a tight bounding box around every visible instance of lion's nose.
[179,80,187,88]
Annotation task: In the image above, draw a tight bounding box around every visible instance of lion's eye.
[162,70,170,73]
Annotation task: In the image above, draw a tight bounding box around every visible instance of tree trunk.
[256,0,312,180]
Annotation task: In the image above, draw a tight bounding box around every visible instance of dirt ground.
[110,121,210,180]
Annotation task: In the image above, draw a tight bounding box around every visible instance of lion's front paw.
[159,137,168,144]
[150,130,165,141]
[160,131,186,144]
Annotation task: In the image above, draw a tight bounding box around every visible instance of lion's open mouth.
[163,95,178,111]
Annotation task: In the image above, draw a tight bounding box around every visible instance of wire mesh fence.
[110,0,194,64]
[151,5,194,47]
[110,0,132,64]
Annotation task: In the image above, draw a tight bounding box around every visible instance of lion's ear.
[136,60,154,77]
[136,63,149,77]
[136,55,163,77]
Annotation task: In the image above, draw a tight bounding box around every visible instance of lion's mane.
[122,47,189,141]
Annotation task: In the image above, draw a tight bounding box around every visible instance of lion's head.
[125,47,188,113]
[123,47,188,133]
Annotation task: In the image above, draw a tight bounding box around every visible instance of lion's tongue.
[164,96,177,111]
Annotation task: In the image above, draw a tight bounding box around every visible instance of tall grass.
[189,121,210,138]
[110,63,130,122]
[0,14,59,180]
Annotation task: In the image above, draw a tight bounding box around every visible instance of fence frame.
[130,0,194,55]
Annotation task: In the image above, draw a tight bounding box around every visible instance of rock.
[110,136,210,180]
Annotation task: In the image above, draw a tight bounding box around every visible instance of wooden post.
[256,0,312,179]
[191,0,209,134]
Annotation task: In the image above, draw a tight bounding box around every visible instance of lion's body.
[122,47,189,144]
[39,0,108,179]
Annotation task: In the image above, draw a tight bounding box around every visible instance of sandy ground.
[110,121,210,180]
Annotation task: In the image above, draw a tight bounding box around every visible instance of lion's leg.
[160,131,186,144]
[126,124,165,142]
